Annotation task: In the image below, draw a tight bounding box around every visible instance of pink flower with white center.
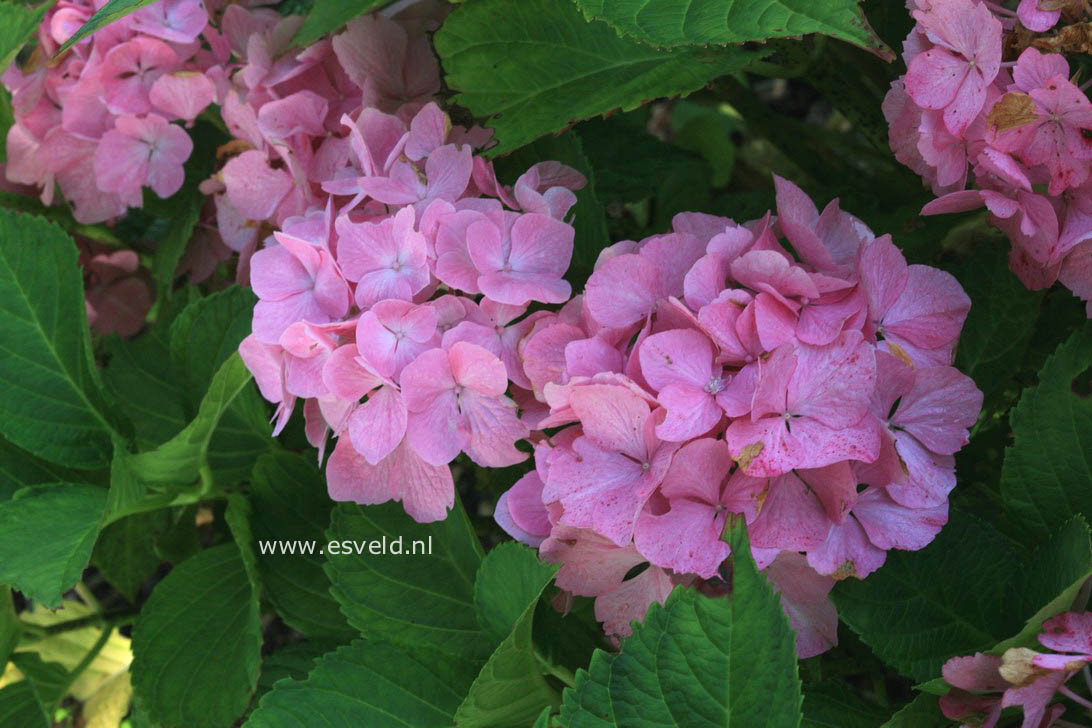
[400,341,529,467]
[1002,75,1092,196]
[358,143,472,209]
[466,210,574,306]
[336,206,430,307]
[637,328,728,441]
[354,299,439,381]
[543,383,678,546]
[221,150,295,222]
[93,114,194,206]
[724,331,879,477]
[632,438,734,579]
[100,37,178,115]
[747,462,858,553]
[904,0,1002,136]
[442,298,545,391]
[129,0,209,44]
[858,235,971,366]
[250,232,351,344]
[858,352,982,508]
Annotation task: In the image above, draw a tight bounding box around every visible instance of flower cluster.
[884,0,1092,315]
[79,239,153,337]
[941,611,1092,727]
[494,177,982,653]
[4,0,211,223]
[197,4,452,280]
[236,98,585,522]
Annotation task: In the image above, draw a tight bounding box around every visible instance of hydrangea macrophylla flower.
[336,206,430,307]
[885,0,1092,315]
[940,611,1092,728]
[93,114,194,205]
[466,211,574,306]
[499,178,979,651]
[80,245,152,337]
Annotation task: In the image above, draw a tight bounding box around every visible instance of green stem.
[536,652,577,690]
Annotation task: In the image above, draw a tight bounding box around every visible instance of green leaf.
[0,210,123,468]
[226,493,261,589]
[0,484,106,607]
[0,1,53,69]
[493,133,609,286]
[250,452,354,640]
[325,500,485,657]
[1000,322,1092,545]
[880,694,951,728]
[0,681,48,728]
[455,544,560,727]
[0,586,20,667]
[130,544,262,728]
[993,517,1092,654]
[834,510,1023,681]
[10,652,69,716]
[256,641,340,697]
[473,542,559,644]
[56,0,157,57]
[802,681,889,728]
[434,0,767,156]
[0,436,92,502]
[573,0,891,58]
[245,639,478,728]
[103,329,187,451]
[561,650,617,728]
[560,524,802,726]
[293,0,391,47]
[125,353,253,485]
[169,287,257,408]
[91,510,168,601]
[954,243,1043,417]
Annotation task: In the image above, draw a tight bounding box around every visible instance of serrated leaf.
[561,650,617,728]
[802,680,888,728]
[0,484,106,607]
[560,524,802,726]
[834,509,1022,682]
[293,0,392,47]
[880,694,951,728]
[256,641,340,697]
[130,544,261,728]
[435,0,768,155]
[103,329,187,451]
[0,1,53,68]
[0,436,91,502]
[169,287,257,407]
[0,210,123,468]
[325,500,485,657]
[1000,323,1092,545]
[244,639,477,728]
[954,244,1043,417]
[125,353,253,485]
[456,544,560,727]
[0,681,48,728]
[250,452,354,640]
[473,542,559,644]
[92,510,168,601]
[55,0,157,57]
[573,0,891,58]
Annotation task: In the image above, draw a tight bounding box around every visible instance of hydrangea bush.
[0,0,1089,726]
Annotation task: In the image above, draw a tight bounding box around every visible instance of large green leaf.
[250,452,354,640]
[244,640,477,728]
[130,544,262,728]
[954,243,1044,418]
[0,586,19,667]
[0,484,106,607]
[325,500,486,657]
[255,641,340,698]
[0,436,92,502]
[91,510,168,602]
[455,544,560,727]
[0,681,48,728]
[0,1,53,68]
[169,287,257,408]
[560,524,802,726]
[0,210,123,468]
[293,0,392,47]
[802,680,889,728]
[56,0,157,56]
[834,510,1022,682]
[103,327,187,451]
[435,0,767,155]
[1000,323,1092,545]
[125,353,253,485]
[573,0,891,58]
